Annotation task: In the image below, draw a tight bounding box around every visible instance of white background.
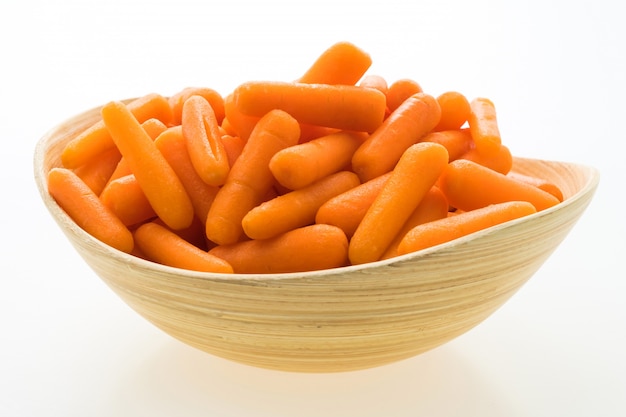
[2,1,625,416]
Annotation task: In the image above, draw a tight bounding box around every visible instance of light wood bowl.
[34,102,599,373]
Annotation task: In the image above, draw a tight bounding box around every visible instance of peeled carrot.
[460,144,513,175]
[242,171,360,240]
[209,224,349,274]
[181,95,230,186]
[432,91,471,131]
[385,78,423,113]
[438,159,561,212]
[169,86,225,125]
[61,93,173,169]
[140,118,168,139]
[205,109,301,245]
[397,201,537,255]
[359,74,389,95]
[154,126,219,222]
[72,147,121,195]
[506,171,564,202]
[232,81,386,133]
[420,129,473,162]
[270,131,364,190]
[349,142,449,265]
[219,134,246,168]
[297,41,372,85]
[47,167,133,253]
[101,100,194,230]
[468,97,502,158]
[315,172,391,238]
[351,92,442,182]
[381,186,449,259]
[100,174,157,226]
[134,221,233,273]
[222,92,260,141]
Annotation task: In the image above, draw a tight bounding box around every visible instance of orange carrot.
[100,100,194,230]
[270,131,365,190]
[153,126,219,222]
[297,41,372,85]
[420,129,473,162]
[349,142,449,265]
[103,118,168,188]
[397,201,537,255]
[168,86,225,125]
[222,92,260,141]
[100,174,157,226]
[432,91,471,131]
[460,144,513,175]
[47,167,133,253]
[359,74,389,95]
[351,92,442,182]
[72,147,121,195]
[506,171,564,202]
[219,134,246,168]
[209,224,349,273]
[381,186,450,259]
[468,97,502,158]
[315,172,392,238]
[205,109,301,245]
[242,171,360,240]
[134,221,233,273]
[232,81,386,133]
[181,95,230,186]
[438,159,561,212]
[385,78,423,113]
[61,93,173,169]
[297,123,340,144]
[153,216,209,252]
[140,118,168,139]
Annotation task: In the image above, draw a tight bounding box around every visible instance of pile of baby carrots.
[47,41,564,274]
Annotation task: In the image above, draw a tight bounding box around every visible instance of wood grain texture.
[34,103,599,373]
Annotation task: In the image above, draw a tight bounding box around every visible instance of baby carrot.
[506,171,564,202]
[315,172,392,238]
[99,174,157,226]
[349,142,449,265]
[168,86,225,126]
[219,134,246,168]
[297,41,372,85]
[140,117,168,139]
[420,129,473,162]
[381,186,449,259]
[359,74,389,95]
[397,201,537,255]
[101,100,194,230]
[181,95,230,187]
[154,126,219,222]
[269,131,364,190]
[385,78,423,113]
[438,159,561,212]
[432,91,471,131]
[134,221,233,274]
[222,92,260,141]
[232,81,386,133]
[61,93,173,169]
[242,171,361,240]
[47,167,134,253]
[72,147,121,195]
[468,97,502,158]
[460,144,513,175]
[351,92,442,182]
[205,109,301,245]
[209,224,349,274]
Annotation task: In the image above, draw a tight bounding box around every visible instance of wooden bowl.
[34,103,599,373]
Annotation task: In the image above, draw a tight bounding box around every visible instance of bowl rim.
[33,108,601,282]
